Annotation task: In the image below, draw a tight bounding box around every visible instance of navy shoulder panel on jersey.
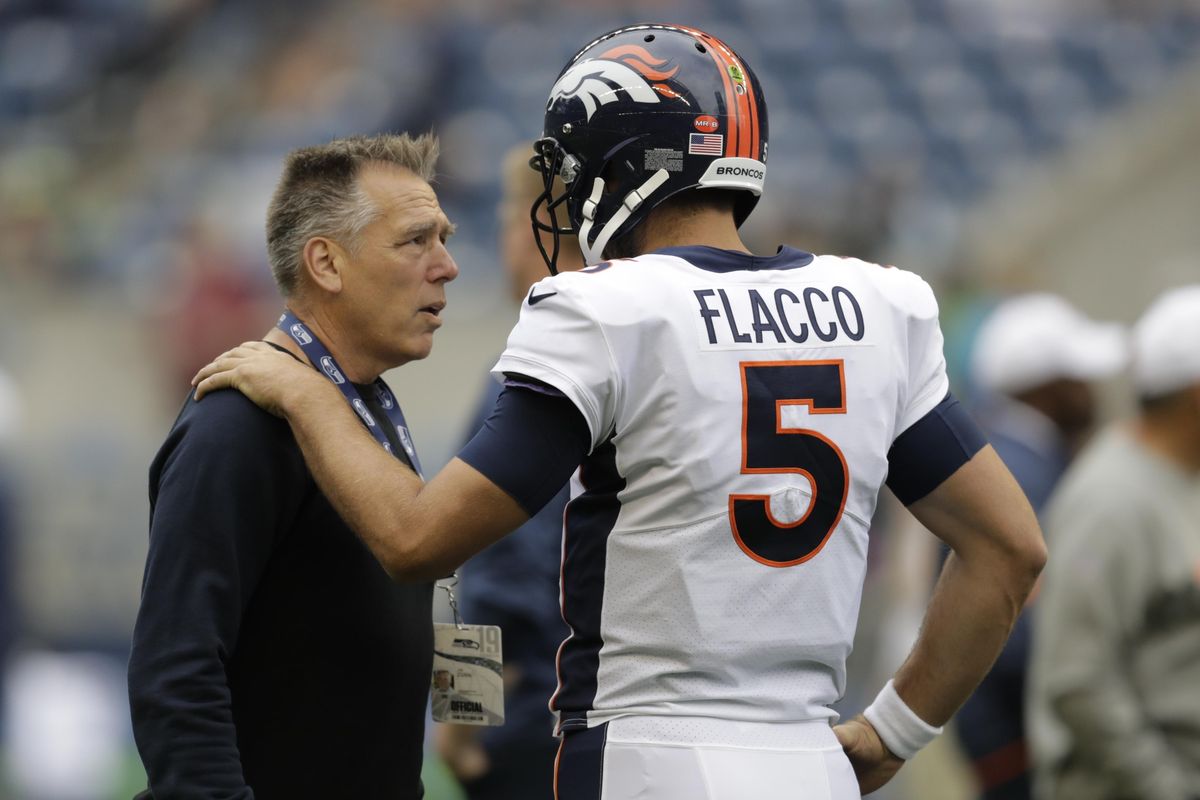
[886,392,988,505]
[458,379,590,516]
[654,245,814,273]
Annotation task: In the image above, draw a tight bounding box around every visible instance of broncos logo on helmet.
[599,45,679,81]
[547,45,685,121]
[547,60,660,121]
[600,45,688,104]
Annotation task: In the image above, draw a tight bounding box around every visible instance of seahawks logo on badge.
[352,398,376,427]
[289,323,313,345]
[397,425,415,456]
[320,356,345,384]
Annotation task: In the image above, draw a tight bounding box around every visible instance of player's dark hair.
[266,133,440,296]
[661,187,740,217]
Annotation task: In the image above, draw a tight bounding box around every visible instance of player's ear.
[302,236,345,295]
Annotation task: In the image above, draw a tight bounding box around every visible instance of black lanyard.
[277,311,423,477]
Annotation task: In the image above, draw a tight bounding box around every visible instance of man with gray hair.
[128,133,458,798]
[1028,284,1200,800]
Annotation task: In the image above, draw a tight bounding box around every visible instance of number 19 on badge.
[431,623,504,726]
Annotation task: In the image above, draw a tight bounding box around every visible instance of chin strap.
[577,169,670,265]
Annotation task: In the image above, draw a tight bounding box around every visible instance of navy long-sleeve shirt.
[128,387,432,799]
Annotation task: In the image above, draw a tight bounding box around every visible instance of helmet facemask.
[530,137,580,276]
[531,134,671,272]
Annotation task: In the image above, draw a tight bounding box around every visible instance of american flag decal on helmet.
[688,133,724,156]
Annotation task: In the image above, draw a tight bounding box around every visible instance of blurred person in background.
[192,25,1046,798]
[152,223,277,392]
[127,133,458,799]
[970,295,1126,510]
[435,145,581,799]
[0,367,19,733]
[955,294,1125,799]
[1028,284,1200,800]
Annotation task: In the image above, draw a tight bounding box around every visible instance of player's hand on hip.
[833,714,904,794]
[191,341,316,416]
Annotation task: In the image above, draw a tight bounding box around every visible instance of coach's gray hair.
[266,133,440,296]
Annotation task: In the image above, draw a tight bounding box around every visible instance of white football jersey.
[493,245,949,737]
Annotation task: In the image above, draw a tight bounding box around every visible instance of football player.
[193,24,1046,799]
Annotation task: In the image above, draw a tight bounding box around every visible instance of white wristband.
[862,679,943,760]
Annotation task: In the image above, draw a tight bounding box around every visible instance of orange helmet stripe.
[746,66,760,159]
[734,47,759,159]
[677,25,741,157]
[721,43,757,158]
[678,26,760,159]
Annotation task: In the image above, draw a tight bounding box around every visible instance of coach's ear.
[301,236,346,295]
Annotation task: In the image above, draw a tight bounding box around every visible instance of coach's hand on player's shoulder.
[833,714,904,794]
[192,341,324,417]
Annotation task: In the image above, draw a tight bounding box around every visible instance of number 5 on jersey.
[730,360,849,567]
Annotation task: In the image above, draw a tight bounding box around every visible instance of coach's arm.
[192,342,572,580]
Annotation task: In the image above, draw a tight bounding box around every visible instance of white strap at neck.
[578,169,670,265]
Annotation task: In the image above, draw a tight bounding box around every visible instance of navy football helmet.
[531,23,769,273]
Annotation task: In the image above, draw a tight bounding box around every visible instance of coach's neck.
[263,301,384,385]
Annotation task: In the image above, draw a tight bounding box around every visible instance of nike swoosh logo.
[527,288,557,306]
